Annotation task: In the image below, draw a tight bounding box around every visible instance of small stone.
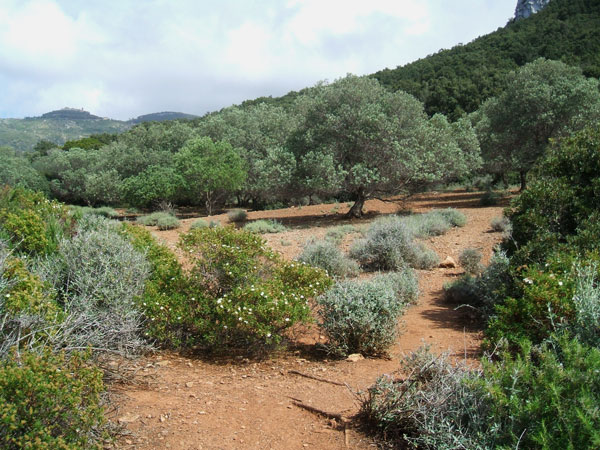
[118,413,140,424]
[346,353,364,362]
[439,256,457,268]
[185,382,194,388]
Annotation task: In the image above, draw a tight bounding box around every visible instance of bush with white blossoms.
[178,226,332,351]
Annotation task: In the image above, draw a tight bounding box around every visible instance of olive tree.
[475,58,600,190]
[174,137,246,215]
[290,75,481,216]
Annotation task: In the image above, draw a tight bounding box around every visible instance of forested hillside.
[372,0,600,119]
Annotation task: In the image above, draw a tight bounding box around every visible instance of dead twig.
[291,400,349,424]
[288,369,347,387]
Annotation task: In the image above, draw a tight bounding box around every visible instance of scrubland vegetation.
[1,1,600,446]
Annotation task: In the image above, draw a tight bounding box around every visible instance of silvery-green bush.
[317,272,413,356]
[298,239,359,278]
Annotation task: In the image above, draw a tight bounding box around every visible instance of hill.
[371,0,600,119]
[0,109,197,151]
[127,111,198,124]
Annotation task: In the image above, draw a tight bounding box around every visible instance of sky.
[0,0,516,120]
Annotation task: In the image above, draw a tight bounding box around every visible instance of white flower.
[523,277,533,285]
[558,281,563,286]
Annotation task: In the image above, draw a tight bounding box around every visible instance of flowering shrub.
[179,226,331,351]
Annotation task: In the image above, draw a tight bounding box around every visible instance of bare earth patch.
[108,191,508,449]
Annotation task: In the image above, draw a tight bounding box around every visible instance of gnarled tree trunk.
[347,189,366,218]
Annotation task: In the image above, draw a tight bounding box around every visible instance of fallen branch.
[291,401,349,424]
[288,369,347,387]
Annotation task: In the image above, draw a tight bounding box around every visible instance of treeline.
[2,58,599,215]
[372,0,600,120]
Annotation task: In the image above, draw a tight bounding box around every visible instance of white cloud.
[0,0,516,120]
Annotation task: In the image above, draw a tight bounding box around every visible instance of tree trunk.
[519,171,527,191]
[206,191,213,216]
[347,190,366,218]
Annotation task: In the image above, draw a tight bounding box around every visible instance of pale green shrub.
[298,239,359,278]
[136,211,180,230]
[325,225,357,245]
[490,216,511,232]
[243,219,286,233]
[459,248,483,275]
[227,209,247,223]
[190,218,209,229]
[317,274,412,356]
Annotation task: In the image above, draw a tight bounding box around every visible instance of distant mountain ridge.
[0,108,197,151]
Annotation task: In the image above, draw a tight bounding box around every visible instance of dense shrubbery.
[317,271,417,356]
[0,350,105,450]
[298,239,359,278]
[177,226,331,350]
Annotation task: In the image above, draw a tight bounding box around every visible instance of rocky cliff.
[515,0,550,20]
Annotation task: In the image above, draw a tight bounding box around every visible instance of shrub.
[0,187,73,255]
[71,206,118,218]
[178,226,331,351]
[41,217,150,354]
[479,336,600,449]
[120,223,189,348]
[0,350,105,449]
[434,208,468,228]
[411,243,440,269]
[317,273,411,356]
[243,219,286,234]
[325,225,357,245]
[372,269,419,305]
[359,347,489,449]
[190,218,209,230]
[459,248,483,276]
[227,208,248,223]
[479,190,502,206]
[136,211,180,230]
[561,263,600,348]
[403,208,467,237]
[298,239,359,278]
[490,215,510,232]
[444,250,511,319]
[350,216,439,270]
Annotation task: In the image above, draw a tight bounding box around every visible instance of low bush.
[136,211,180,230]
[490,215,510,232]
[298,239,359,278]
[324,224,357,245]
[190,218,209,230]
[350,216,439,270]
[403,208,467,237]
[243,219,286,234]
[71,206,118,218]
[444,250,511,320]
[0,350,105,449]
[479,190,503,206]
[317,273,412,356]
[178,226,331,351]
[227,209,248,223]
[359,346,489,449]
[567,263,600,348]
[459,248,483,276]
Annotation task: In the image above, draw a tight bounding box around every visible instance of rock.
[515,0,549,20]
[346,353,364,362]
[118,413,140,424]
[185,381,194,388]
[439,256,457,268]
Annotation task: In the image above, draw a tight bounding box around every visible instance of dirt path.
[109,191,507,449]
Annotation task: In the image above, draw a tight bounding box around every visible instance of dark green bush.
[0,350,105,449]
[178,226,331,351]
[227,208,248,223]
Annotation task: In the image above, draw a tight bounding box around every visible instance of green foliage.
[62,136,106,151]
[459,248,483,276]
[190,218,209,230]
[136,211,180,230]
[359,347,490,449]
[227,209,248,223]
[120,223,189,348]
[567,263,600,348]
[350,216,439,270]
[178,227,331,350]
[0,186,73,255]
[174,136,246,215]
[243,219,286,234]
[507,125,600,264]
[0,350,105,449]
[476,58,600,184]
[317,272,414,356]
[0,147,49,193]
[485,252,578,348]
[70,205,118,219]
[444,250,512,319]
[290,75,481,216]
[480,336,600,449]
[371,0,600,119]
[121,165,184,208]
[297,239,359,278]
